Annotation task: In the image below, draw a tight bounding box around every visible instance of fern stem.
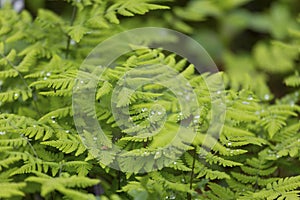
[0,53,29,89]
[0,53,41,117]
[254,158,264,191]
[187,148,196,200]
[118,170,121,190]
[65,5,77,59]
[59,161,65,177]
[23,136,39,158]
[1,115,39,158]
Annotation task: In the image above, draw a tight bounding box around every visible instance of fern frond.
[0,69,18,78]
[184,153,230,180]
[26,175,99,198]
[0,89,32,103]
[258,103,299,138]
[240,176,300,199]
[207,182,236,200]
[11,158,60,176]
[231,172,278,187]
[273,136,300,157]
[254,42,298,73]
[39,106,73,122]
[96,81,113,100]
[0,138,27,147]
[0,182,26,198]
[20,125,54,141]
[63,161,92,176]
[66,25,89,43]
[0,156,22,171]
[36,9,64,29]
[30,77,75,90]
[204,151,243,167]
[39,89,73,96]
[167,159,191,171]
[105,0,169,24]
[41,135,86,156]
[241,165,277,176]
[285,71,300,87]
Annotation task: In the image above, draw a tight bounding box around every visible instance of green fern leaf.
[67,25,88,43]
[285,71,300,87]
[0,182,26,198]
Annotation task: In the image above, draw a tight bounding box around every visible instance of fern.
[105,0,169,24]
[239,176,300,199]
[206,182,236,200]
[26,174,100,199]
[0,0,300,199]
[0,182,26,198]
[285,71,300,87]
[41,135,86,156]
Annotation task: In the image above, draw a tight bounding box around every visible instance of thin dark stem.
[0,53,41,116]
[187,148,196,200]
[2,115,39,158]
[23,136,39,158]
[65,5,77,59]
[0,53,30,89]
[118,170,121,190]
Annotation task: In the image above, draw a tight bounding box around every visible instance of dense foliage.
[0,0,299,199]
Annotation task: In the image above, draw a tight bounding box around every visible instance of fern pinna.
[0,0,300,199]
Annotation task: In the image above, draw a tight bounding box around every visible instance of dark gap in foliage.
[267,74,290,99]
[230,29,271,53]
[242,0,274,12]
[25,0,71,17]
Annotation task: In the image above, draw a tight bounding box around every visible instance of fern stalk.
[65,5,77,59]
[187,148,196,200]
[0,53,41,115]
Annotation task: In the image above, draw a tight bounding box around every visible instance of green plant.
[0,0,299,199]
